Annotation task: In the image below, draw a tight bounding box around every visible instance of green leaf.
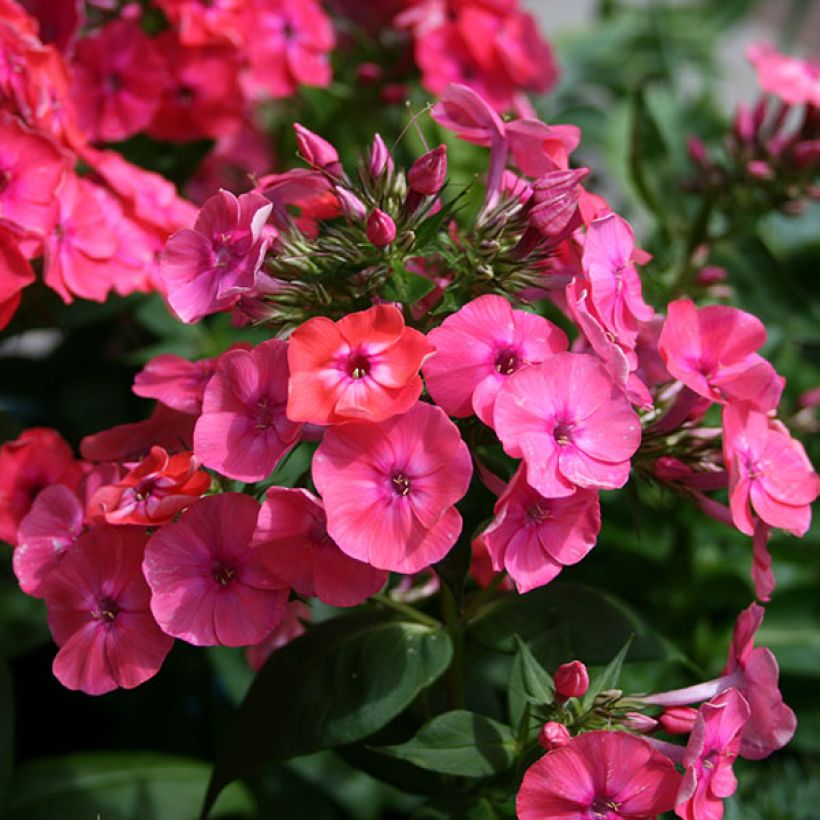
[0,661,12,809]
[382,262,436,305]
[7,753,254,820]
[433,535,471,612]
[508,636,554,731]
[376,710,517,778]
[204,611,452,815]
[0,560,49,659]
[582,637,633,710]
[468,582,676,668]
[413,795,499,819]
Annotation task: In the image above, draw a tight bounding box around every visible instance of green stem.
[668,196,714,297]
[440,584,465,709]
[461,571,508,621]
[372,593,440,628]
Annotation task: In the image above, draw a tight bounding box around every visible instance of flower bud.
[554,660,589,700]
[654,456,692,482]
[369,134,392,179]
[366,209,396,247]
[659,706,698,735]
[538,721,570,751]
[623,712,658,733]
[357,62,383,84]
[408,145,447,196]
[695,265,727,286]
[336,188,367,222]
[294,123,340,173]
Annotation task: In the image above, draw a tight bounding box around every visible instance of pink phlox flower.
[257,168,339,235]
[658,300,785,412]
[476,465,600,593]
[254,487,387,607]
[80,403,197,464]
[43,173,120,303]
[70,18,168,142]
[423,294,567,425]
[87,446,210,526]
[194,339,302,482]
[493,352,642,497]
[13,484,84,597]
[675,689,751,820]
[0,225,35,330]
[723,402,816,537]
[516,729,683,819]
[506,117,580,178]
[0,427,81,545]
[147,31,243,142]
[751,520,775,603]
[133,352,221,415]
[746,42,820,107]
[20,0,84,54]
[246,599,310,672]
[161,188,272,323]
[312,401,472,574]
[241,0,334,100]
[43,526,173,695]
[143,493,289,646]
[525,168,587,244]
[0,110,68,237]
[153,0,246,47]
[287,304,434,426]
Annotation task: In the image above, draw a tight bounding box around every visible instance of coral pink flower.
[517,730,682,819]
[254,487,387,606]
[70,19,168,142]
[43,526,173,695]
[246,599,310,672]
[194,339,302,482]
[147,32,243,142]
[0,226,35,330]
[143,493,289,646]
[13,485,84,597]
[287,305,434,426]
[476,466,600,592]
[241,0,334,100]
[312,401,472,574]
[423,294,567,425]
[0,427,80,545]
[87,447,210,526]
[42,174,119,303]
[746,42,820,107]
[80,403,196,464]
[494,352,642,497]
[161,189,272,324]
[132,353,220,415]
[582,213,654,349]
[0,111,67,236]
[675,688,751,820]
[723,403,816,537]
[658,300,784,412]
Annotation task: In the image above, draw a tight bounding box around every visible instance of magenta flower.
[13,485,84,597]
[0,227,35,330]
[517,730,682,819]
[423,294,567,426]
[254,487,387,607]
[658,300,784,412]
[43,526,173,695]
[194,339,302,482]
[312,401,472,574]
[143,493,289,647]
[723,403,816,537]
[133,352,220,415]
[494,352,642,497]
[161,189,273,324]
[675,688,751,820]
[477,466,600,593]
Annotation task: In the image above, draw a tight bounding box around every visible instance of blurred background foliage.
[0,0,818,817]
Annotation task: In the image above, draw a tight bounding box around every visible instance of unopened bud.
[554,660,589,700]
[654,456,692,482]
[369,134,392,179]
[336,188,367,222]
[366,209,396,247]
[294,124,340,173]
[408,145,447,196]
[623,712,658,733]
[687,136,710,168]
[746,160,773,180]
[659,706,698,735]
[356,62,383,84]
[695,265,727,286]
[538,722,571,751]
[380,83,408,105]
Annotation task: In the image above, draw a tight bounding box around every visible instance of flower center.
[211,561,236,586]
[391,472,411,496]
[526,503,550,522]
[553,420,574,446]
[345,352,371,380]
[590,796,621,816]
[91,596,120,623]
[255,398,274,430]
[494,348,519,375]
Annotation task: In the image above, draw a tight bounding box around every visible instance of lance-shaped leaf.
[508,635,555,731]
[375,710,517,778]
